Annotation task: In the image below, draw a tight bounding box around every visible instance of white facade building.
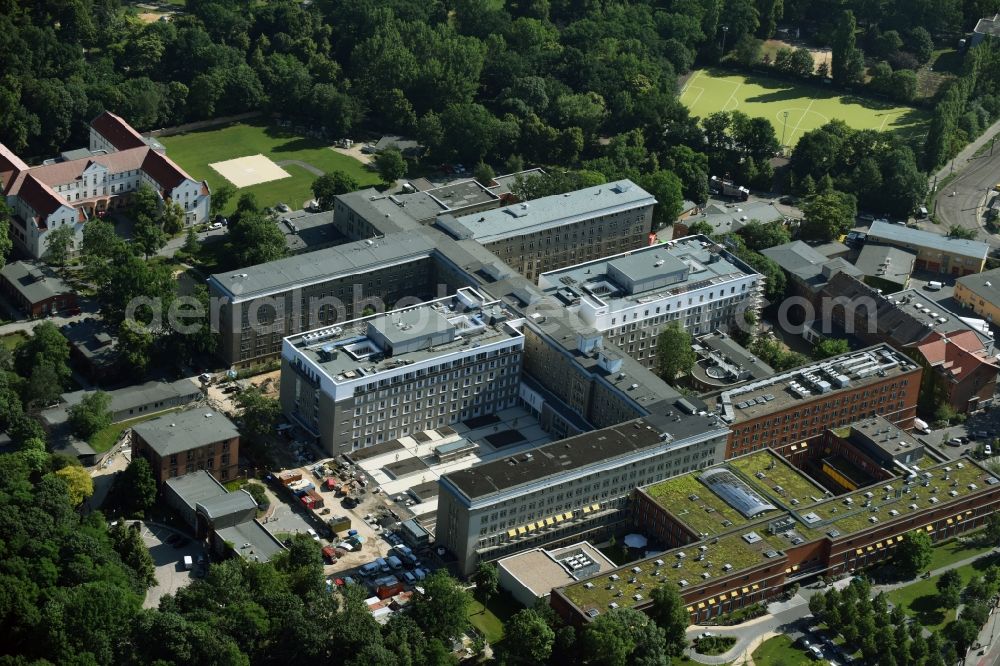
[1,112,210,259]
[537,236,763,368]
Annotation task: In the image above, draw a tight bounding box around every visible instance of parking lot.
[139,521,207,608]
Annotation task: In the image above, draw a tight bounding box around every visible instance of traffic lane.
[935,148,1000,245]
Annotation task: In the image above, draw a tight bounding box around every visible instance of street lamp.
[721,25,729,53]
[781,110,790,148]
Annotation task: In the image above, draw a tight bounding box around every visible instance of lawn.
[160,122,380,215]
[752,634,823,666]
[927,533,994,571]
[1,332,27,352]
[680,68,929,148]
[89,407,185,453]
[886,553,1000,631]
[466,592,520,644]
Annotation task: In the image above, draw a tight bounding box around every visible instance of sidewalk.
[930,118,1000,187]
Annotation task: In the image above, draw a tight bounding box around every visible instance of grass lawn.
[1,332,27,352]
[752,634,824,666]
[160,122,380,215]
[680,68,928,147]
[886,553,1000,631]
[927,533,993,571]
[89,407,185,453]
[466,592,521,645]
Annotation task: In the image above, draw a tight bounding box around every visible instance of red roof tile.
[90,111,147,151]
[140,150,190,190]
[0,143,28,193]
[17,175,67,219]
[916,330,998,383]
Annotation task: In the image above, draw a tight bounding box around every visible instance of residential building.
[955,268,1000,323]
[914,330,999,413]
[498,541,617,607]
[0,260,77,317]
[537,236,762,367]
[709,344,922,458]
[1,112,210,259]
[552,444,1000,625]
[436,409,730,576]
[972,13,1000,46]
[435,180,656,280]
[866,221,988,276]
[131,409,240,484]
[373,135,422,157]
[762,241,862,306]
[279,288,525,456]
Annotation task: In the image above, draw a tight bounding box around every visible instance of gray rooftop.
[286,288,522,384]
[957,268,1000,303]
[61,378,201,418]
[488,168,547,196]
[855,244,916,285]
[0,260,71,305]
[64,319,119,365]
[215,520,287,563]
[867,221,990,260]
[132,409,240,457]
[197,489,258,520]
[885,289,995,349]
[442,411,728,500]
[539,236,759,309]
[435,180,656,243]
[277,209,347,254]
[696,332,775,382]
[975,14,1000,36]
[164,470,229,511]
[762,241,863,289]
[208,229,435,301]
[393,180,499,223]
[849,416,923,459]
[684,200,784,235]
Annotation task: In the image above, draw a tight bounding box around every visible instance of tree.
[906,27,934,65]
[947,225,977,240]
[640,170,684,230]
[985,512,1000,545]
[0,200,13,270]
[109,520,156,588]
[68,390,112,440]
[131,183,162,221]
[473,161,495,185]
[473,562,499,607]
[210,183,236,217]
[44,225,76,266]
[946,618,979,655]
[229,212,288,266]
[656,323,696,381]
[582,607,669,666]
[54,464,94,506]
[800,191,857,241]
[312,171,360,210]
[499,609,554,665]
[15,321,71,394]
[181,226,199,256]
[375,148,407,184]
[895,530,933,578]
[119,457,158,516]
[809,592,826,616]
[133,214,167,259]
[813,337,851,360]
[687,220,716,237]
[649,584,689,656]
[234,387,282,439]
[409,570,472,642]
[938,568,963,608]
[832,11,862,86]
[737,220,790,251]
[160,200,186,235]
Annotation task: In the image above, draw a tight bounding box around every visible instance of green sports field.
[680,69,929,147]
[160,122,380,215]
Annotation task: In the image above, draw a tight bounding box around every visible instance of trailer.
[306,489,325,509]
[321,546,337,563]
[376,582,405,599]
[709,175,750,201]
[277,471,302,486]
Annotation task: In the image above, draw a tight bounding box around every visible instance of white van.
[183,555,194,571]
[926,281,943,291]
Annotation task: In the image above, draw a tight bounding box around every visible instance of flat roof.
[714,345,919,424]
[208,229,434,301]
[849,416,923,459]
[64,319,119,364]
[695,332,775,382]
[132,409,240,457]
[285,289,522,385]
[489,168,546,196]
[441,411,728,501]
[855,244,916,284]
[62,378,201,417]
[975,14,1000,36]
[885,289,994,349]
[277,209,347,253]
[686,200,784,235]
[761,241,863,287]
[165,470,228,510]
[957,268,1000,303]
[498,541,616,598]
[0,260,71,304]
[867,221,990,260]
[197,489,258,520]
[215,520,286,563]
[539,236,759,310]
[435,180,655,243]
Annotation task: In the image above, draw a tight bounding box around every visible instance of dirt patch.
[762,38,832,73]
[331,144,374,165]
[137,11,168,22]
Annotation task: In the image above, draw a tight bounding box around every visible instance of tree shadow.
[908,593,948,627]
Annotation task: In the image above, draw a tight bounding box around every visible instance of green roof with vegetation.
[643,472,760,538]
[728,450,828,508]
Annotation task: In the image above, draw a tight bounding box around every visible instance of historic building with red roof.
[0,112,211,259]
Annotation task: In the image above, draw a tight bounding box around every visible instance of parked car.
[306,528,321,542]
[808,645,824,660]
[210,222,222,230]
[986,445,993,457]
[403,571,417,585]
[359,562,380,577]
[376,557,390,573]
[948,438,963,446]
[926,281,943,291]
[276,202,290,212]
[412,568,427,581]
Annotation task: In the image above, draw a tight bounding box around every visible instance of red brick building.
[915,330,999,414]
[0,260,77,318]
[131,409,240,484]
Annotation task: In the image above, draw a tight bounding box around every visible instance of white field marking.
[785,99,815,145]
[722,81,743,113]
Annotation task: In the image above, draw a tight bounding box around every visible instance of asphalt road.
[933,137,1000,246]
